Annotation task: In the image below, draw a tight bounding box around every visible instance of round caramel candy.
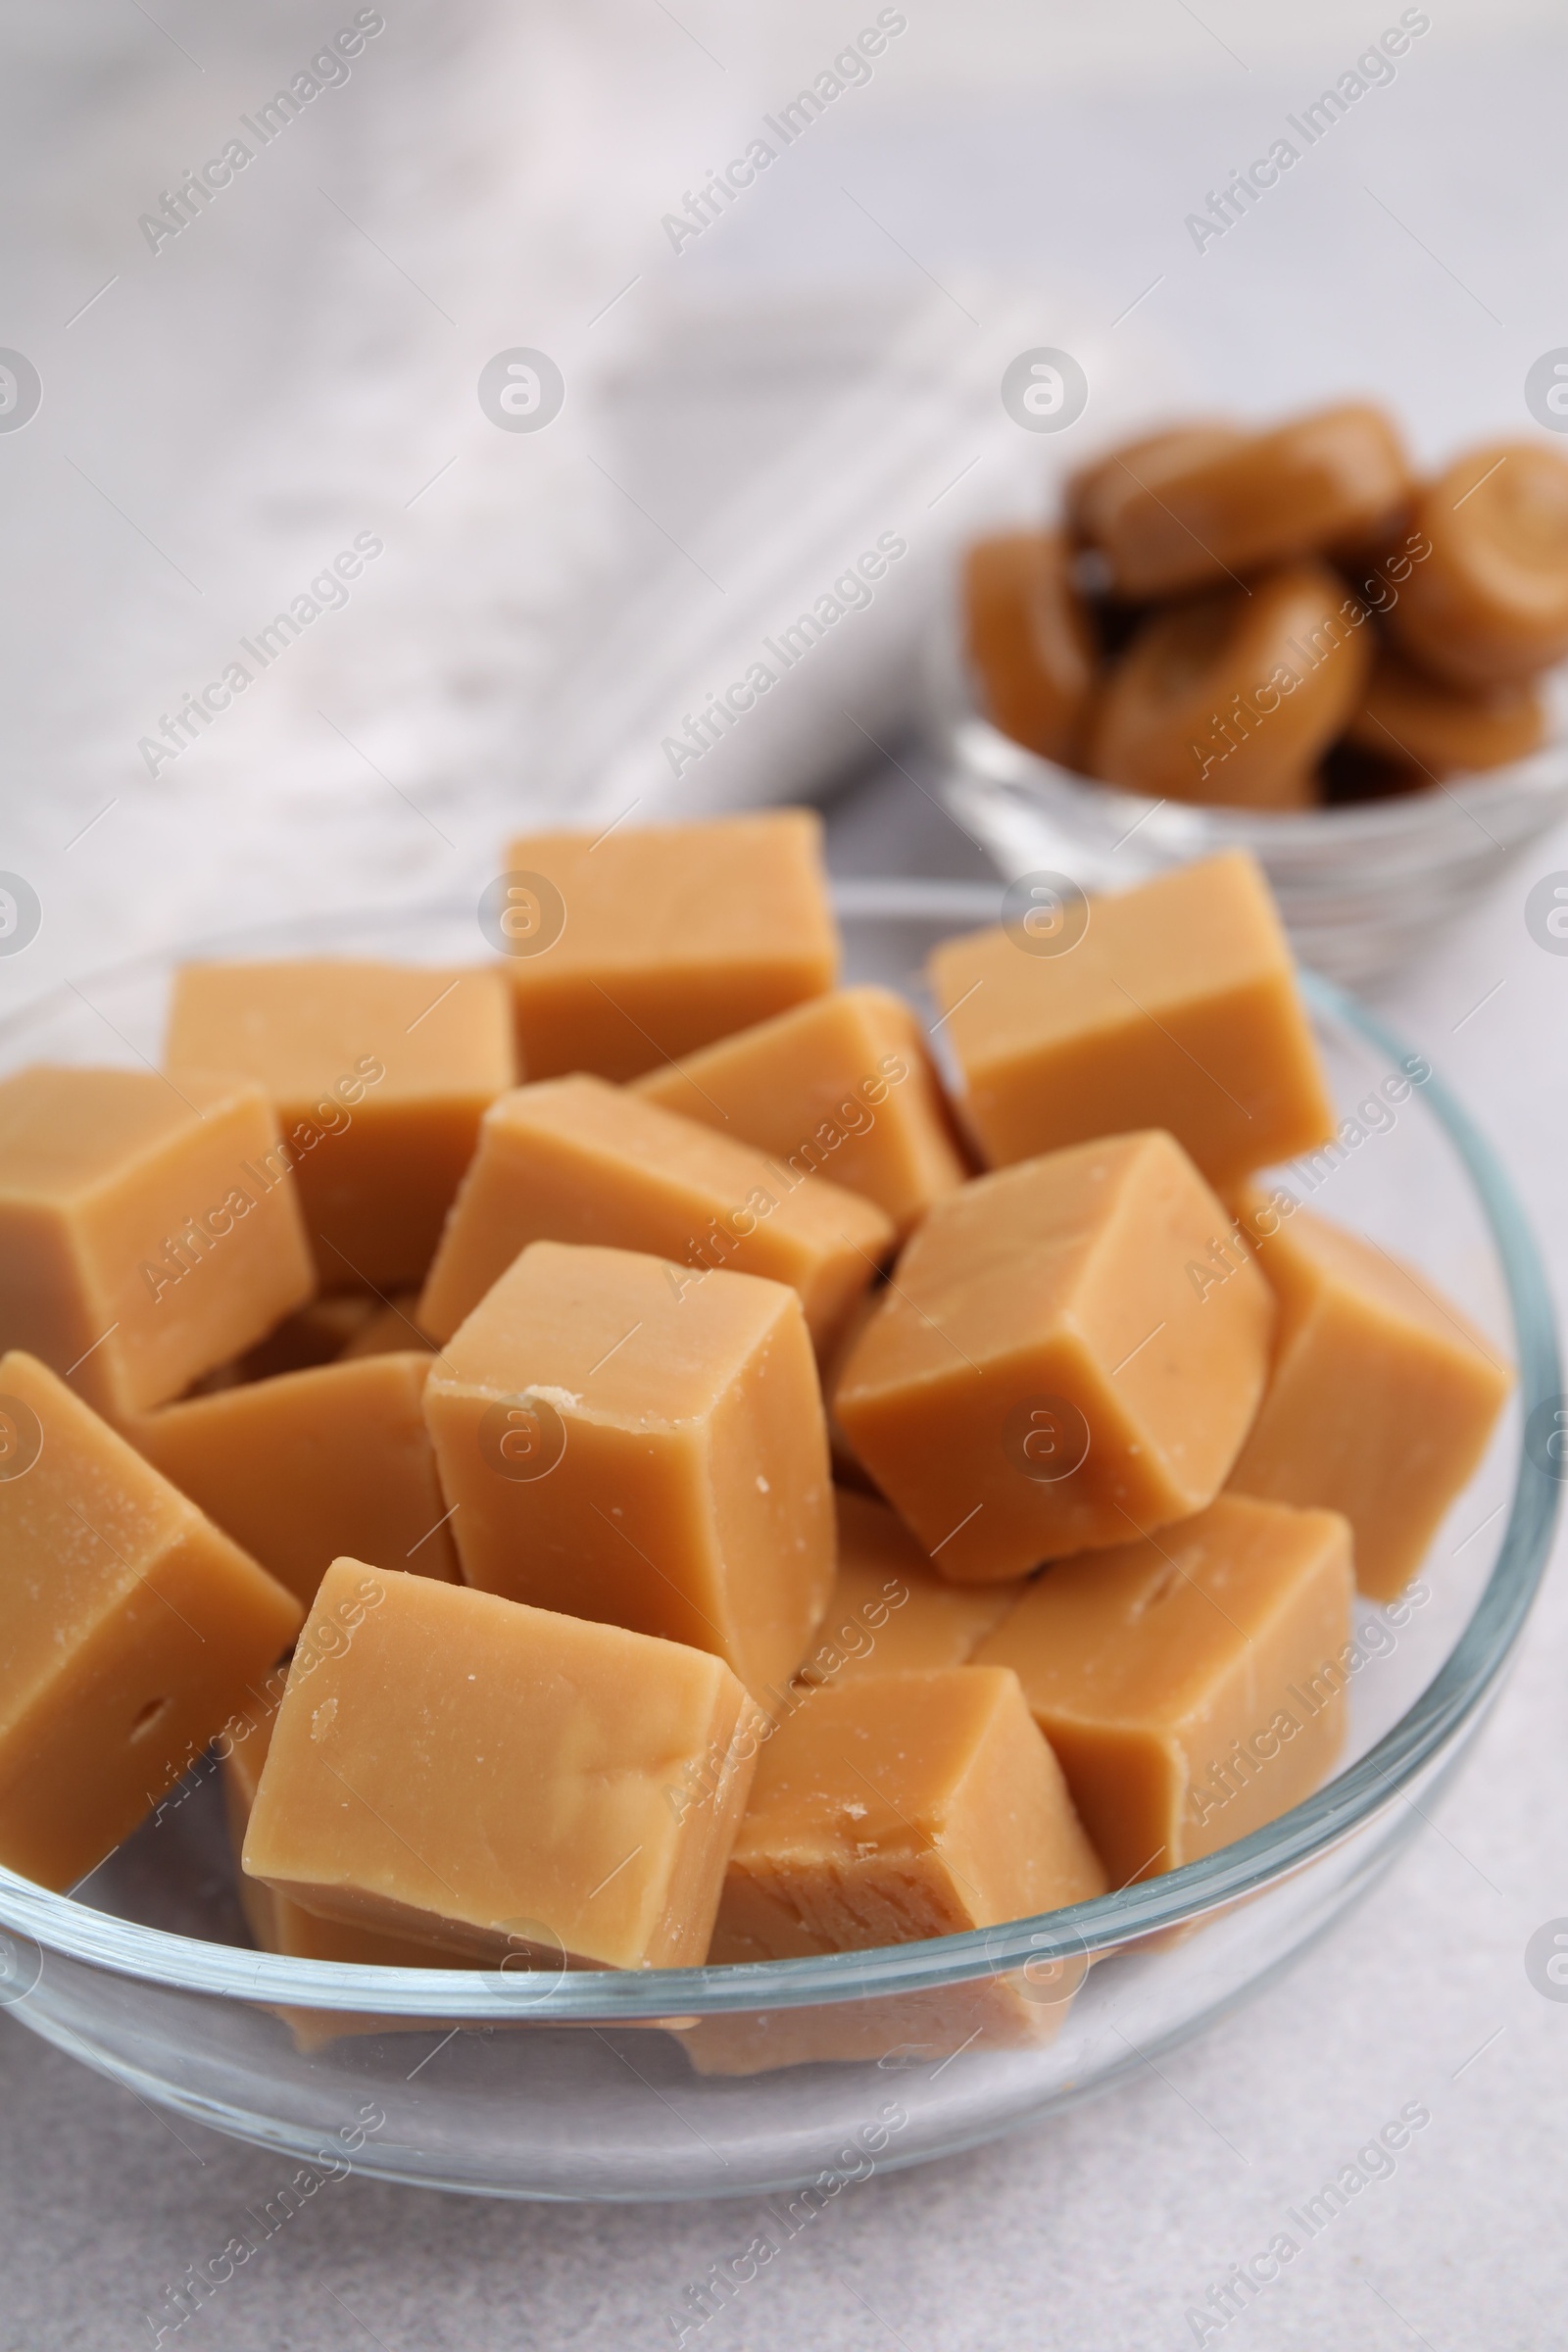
[963,530,1096,762]
[1082,561,1372,808]
[1077,405,1412,599]
[1345,646,1545,778]
[1383,441,1568,686]
[1064,423,1245,543]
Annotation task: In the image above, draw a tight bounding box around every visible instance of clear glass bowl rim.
[0,880,1557,2021]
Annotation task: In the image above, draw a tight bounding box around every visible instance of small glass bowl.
[0,883,1557,2202]
[927,620,1568,987]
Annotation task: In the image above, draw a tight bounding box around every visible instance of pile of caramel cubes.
[0,815,1510,2068]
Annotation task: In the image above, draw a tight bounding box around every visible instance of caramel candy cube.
[128,1354,460,1608]
[498,811,839,1081]
[423,1242,834,1698]
[632,986,967,1239]
[973,1494,1352,1886]
[709,1668,1105,1964]
[416,1075,893,1352]
[1227,1197,1511,1599]
[224,1674,469,2052]
[834,1132,1274,1580]
[165,960,516,1290]
[0,1350,301,1888]
[242,1559,760,1970]
[796,1491,1018,1687]
[927,851,1335,1188]
[686,1662,1105,2074]
[222,1682,463,1971]
[0,1065,313,1418]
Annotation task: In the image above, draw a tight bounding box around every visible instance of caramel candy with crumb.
[242,1560,760,1969]
[1076,405,1411,599]
[708,1668,1105,1964]
[1385,442,1568,686]
[1345,647,1545,779]
[165,960,516,1291]
[0,1065,313,1418]
[222,1683,464,1970]
[417,1075,893,1352]
[632,987,966,1239]
[963,531,1096,761]
[1227,1194,1512,1599]
[927,851,1335,1187]
[128,1353,459,1607]
[972,1494,1352,1885]
[498,812,839,1082]
[796,1491,1018,1686]
[0,1349,301,1889]
[1083,564,1371,808]
[834,1132,1274,1581]
[423,1242,834,1697]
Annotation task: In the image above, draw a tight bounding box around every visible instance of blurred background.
[3,0,1566,998]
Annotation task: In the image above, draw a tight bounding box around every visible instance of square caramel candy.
[709,1667,1105,1962]
[632,986,967,1239]
[834,1131,1274,1581]
[795,1491,1019,1688]
[495,810,839,1081]
[128,1353,460,1609]
[1227,1194,1512,1599]
[164,959,516,1289]
[0,1064,313,1418]
[242,1559,760,1970]
[972,1493,1353,1886]
[686,1664,1104,2075]
[926,850,1335,1188]
[222,1682,466,1970]
[416,1074,893,1353]
[224,1673,470,2053]
[0,1349,301,1889]
[423,1241,834,1698]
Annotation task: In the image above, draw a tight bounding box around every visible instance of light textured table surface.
[5,4,1568,2342]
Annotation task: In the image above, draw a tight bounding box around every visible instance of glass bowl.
[0,882,1557,2203]
[927,617,1568,987]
